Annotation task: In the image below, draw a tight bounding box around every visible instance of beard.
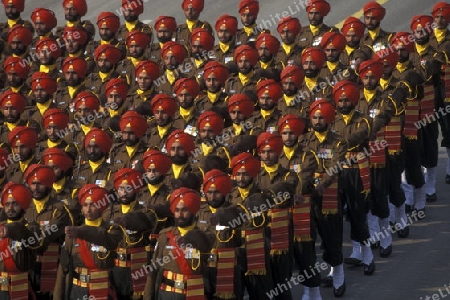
[6,209,24,221]
[145,174,164,185]
[337,106,354,115]
[175,214,195,228]
[119,195,136,205]
[313,124,328,133]
[259,54,272,63]
[208,197,225,209]
[171,154,189,165]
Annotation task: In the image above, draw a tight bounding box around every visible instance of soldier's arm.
[319,139,349,189]
[144,233,166,300]
[39,204,72,249]
[346,117,371,150]
[300,148,318,195]
[75,224,122,250]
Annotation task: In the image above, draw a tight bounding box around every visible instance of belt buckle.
[174,280,185,289]
[208,254,217,263]
[118,253,127,261]
[0,277,8,285]
[80,274,90,283]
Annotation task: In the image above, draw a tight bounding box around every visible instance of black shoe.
[333,282,346,297]
[370,241,380,250]
[446,174,450,184]
[363,260,376,275]
[397,226,410,238]
[344,257,362,266]
[321,275,333,287]
[379,245,392,258]
[405,204,413,213]
[426,193,437,202]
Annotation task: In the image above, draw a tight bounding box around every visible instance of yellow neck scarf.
[81,122,94,135]
[8,18,19,28]
[342,110,354,125]
[89,157,105,173]
[85,217,103,227]
[53,177,66,194]
[194,58,204,68]
[37,100,52,116]
[207,90,220,103]
[109,105,124,117]
[121,200,137,214]
[309,24,322,36]
[68,50,82,58]
[232,123,243,135]
[368,27,380,41]
[364,88,376,103]
[136,87,154,98]
[172,163,186,179]
[40,64,56,73]
[244,24,256,36]
[6,120,19,132]
[166,69,177,85]
[261,108,274,120]
[186,19,198,32]
[209,206,217,213]
[345,45,355,57]
[126,144,138,158]
[238,71,254,86]
[314,130,327,143]
[129,56,141,67]
[11,85,22,93]
[125,20,138,32]
[180,106,193,121]
[68,84,82,99]
[305,76,318,91]
[263,163,279,180]
[157,124,171,139]
[33,195,50,214]
[219,41,230,53]
[66,20,80,27]
[415,43,429,56]
[201,143,214,156]
[396,61,409,73]
[99,71,111,82]
[327,61,339,72]
[260,59,272,70]
[47,139,61,148]
[379,77,391,90]
[100,39,111,45]
[178,223,196,236]
[283,94,296,107]
[19,157,33,173]
[148,182,164,197]
[283,145,297,160]
[281,42,294,55]
[238,183,253,200]
[434,28,447,43]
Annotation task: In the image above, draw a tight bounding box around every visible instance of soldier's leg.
[420,123,439,202]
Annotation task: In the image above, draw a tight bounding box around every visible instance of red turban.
[155,16,177,32]
[84,128,113,154]
[122,0,144,15]
[94,44,123,65]
[78,184,109,212]
[151,94,178,116]
[1,183,32,210]
[135,60,161,81]
[341,16,365,39]
[203,61,229,84]
[25,164,56,189]
[182,0,204,12]
[257,132,283,155]
[142,149,172,174]
[114,168,144,192]
[301,47,326,69]
[62,57,88,79]
[306,0,331,16]
[363,1,386,21]
[8,24,33,46]
[191,28,215,51]
[0,90,26,114]
[257,79,283,102]
[215,14,238,36]
[35,37,61,60]
[320,31,346,52]
[332,80,360,106]
[126,30,151,48]
[165,130,195,157]
[410,15,434,33]
[359,59,384,80]
[280,65,304,89]
[162,41,188,64]
[4,56,30,79]
[234,45,258,66]
[31,8,57,29]
[63,26,88,46]
[255,33,280,55]
[231,152,260,178]
[238,0,259,16]
[227,94,254,118]
[310,99,335,124]
[278,115,306,136]
[43,108,69,130]
[74,91,100,112]
[432,2,450,21]
[197,111,224,135]
[277,16,301,36]
[31,72,58,95]
[391,32,414,53]
[63,0,87,16]
[203,169,232,196]
[42,148,74,172]
[105,78,128,101]
[8,126,38,149]
[119,111,148,139]
[170,187,201,215]
[97,12,120,33]
[374,48,399,68]
[174,78,200,98]
[2,0,24,11]
[0,149,10,170]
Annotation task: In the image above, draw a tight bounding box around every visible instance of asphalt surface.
[2,0,449,299]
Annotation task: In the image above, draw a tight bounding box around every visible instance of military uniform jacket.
[73,158,112,190]
[126,85,159,112]
[108,140,147,172]
[212,43,236,65]
[256,165,302,195]
[147,42,163,63]
[0,119,30,146]
[296,23,339,48]
[146,125,177,151]
[194,91,228,113]
[277,93,305,116]
[84,70,121,102]
[84,38,126,58]
[228,184,261,206]
[360,27,394,53]
[339,45,373,68]
[136,183,171,208]
[224,73,258,99]
[54,83,87,113]
[190,141,231,170]
[235,27,268,47]
[175,20,213,47]
[410,46,443,85]
[251,108,282,134]
[254,59,282,81]
[172,108,200,133]
[164,163,202,191]
[117,22,153,45]
[0,18,34,42]
[21,101,58,132]
[278,144,317,183]
[36,138,78,162]
[0,84,33,105]
[6,157,39,184]
[275,44,304,68]
[355,89,395,135]
[64,122,102,156]
[319,62,357,87]
[157,69,191,96]
[298,78,332,110]
[331,111,371,152]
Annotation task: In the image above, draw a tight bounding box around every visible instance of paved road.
[4,0,449,299]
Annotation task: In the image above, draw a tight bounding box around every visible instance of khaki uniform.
[164,163,202,191]
[296,24,339,48]
[172,108,201,132]
[235,27,268,47]
[194,91,228,114]
[175,21,213,47]
[84,71,121,104]
[117,22,153,44]
[53,83,87,114]
[72,159,113,191]
[84,39,126,58]
[146,125,178,151]
[36,138,78,163]
[275,44,304,68]
[251,108,283,134]
[108,140,148,172]
[360,28,394,53]
[5,157,39,184]
[228,183,260,206]
[224,73,258,99]
[126,86,159,112]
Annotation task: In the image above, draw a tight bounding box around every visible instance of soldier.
[252,79,283,133]
[275,16,303,68]
[225,93,259,144]
[32,38,62,80]
[54,57,88,111]
[108,110,148,172]
[7,24,33,60]
[55,0,94,42]
[229,152,260,206]
[0,182,39,300]
[195,61,229,113]
[224,45,259,99]
[0,0,33,42]
[186,28,215,85]
[330,80,375,274]
[340,16,372,69]
[255,33,282,81]
[277,115,308,172]
[30,8,58,49]
[61,26,94,73]
[147,94,179,150]
[24,164,72,299]
[117,0,153,45]
[303,99,348,297]
[2,56,31,97]
[0,90,28,143]
[148,16,177,63]
[173,78,201,132]
[278,65,305,117]
[6,126,39,183]
[85,12,124,57]
[175,0,213,47]
[235,0,266,47]
[57,184,121,300]
[143,187,213,300]
[158,41,190,96]
[361,1,394,52]
[127,60,161,113]
[85,44,123,99]
[213,14,238,67]
[103,78,130,140]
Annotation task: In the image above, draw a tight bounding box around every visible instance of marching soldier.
[32,38,62,80]
[0,90,28,143]
[361,1,394,52]
[102,78,130,140]
[224,93,259,145]
[60,26,94,73]
[236,0,265,47]
[275,16,303,68]
[85,12,124,57]
[173,78,202,132]
[277,65,305,117]
[148,16,177,63]
[158,41,190,96]
[195,61,229,113]
[30,8,58,47]
[255,33,282,81]
[127,60,161,114]
[339,16,372,69]
[229,152,260,206]
[55,0,95,39]
[186,28,215,87]
[213,14,238,67]
[27,72,59,130]
[0,0,34,42]
[147,94,179,150]
[117,0,153,44]
[175,0,213,47]
[0,149,11,191]
[2,56,31,97]
[252,79,283,133]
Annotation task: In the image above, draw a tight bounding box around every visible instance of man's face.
[364,15,379,30]
[324,45,340,62]
[106,91,124,110]
[229,109,245,124]
[34,20,51,36]
[48,162,65,181]
[97,57,113,73]
[381,61,393,80]
[206,186,225,208]
[38,47,54,65]
[303,57,320,78]
[117,182,136,205]
[3,104,20,123]
[308,11,323,26]
[336,96,354,115]
[46,124,62,142]
[157,27,173,43]
[29,180,49,200]
[4,197,23,220]
[362,73,378,90]
[177,91,194,109]
[75,104,95,124]
[13,142,33,161]
[136,72,153,91]
[154,108,171,126]
[123,7,138,22]
[345,31,360,48]
[163,53,179,70]
[65,38,82,54]
[64,70,82,87]
[240,12,256,27]
[86,141,104,162]
[434,13,448,30]
[237,57,253,74]
[311,111,328,132]
[257,44,272,63]
[282,78,298,96]
[99,24,115,41]
[174,201,195,227]
[413,28,430,45]
[121,128,139,146]
[82,200,102,221]
[128,44,145,58]
[259,148,278,166]
[184,7,200,21]
[280,28,296,45]
[396,47,409,63]
[10,37,27,56]
[199,127,216,143]
[205,74,222,93]
[6,71,23,88]
[235,169,253,188]
[64,3,79,22]
[191,41,206,60]
[4,4,19,20]
[281,128,298,147]
[144,166,164,185]
[217,27,232,43]
[170,142,189,165]
[258,93,276,110]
